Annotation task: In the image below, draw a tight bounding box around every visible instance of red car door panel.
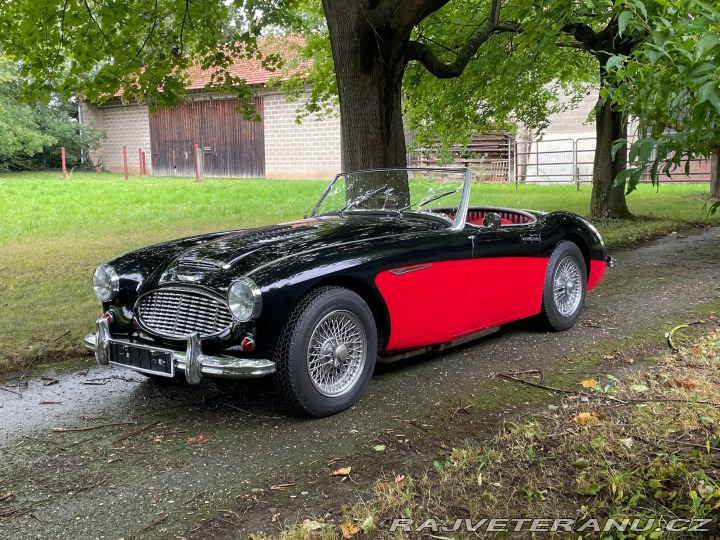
[375,260,470,350]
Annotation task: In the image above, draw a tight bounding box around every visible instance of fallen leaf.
[574,412,600,426]
[667,377,698,390]
[580,379,598,388]
[577,483,602,496]
[618,437,634,449]
[395,475,406,490]
[373,445,386,452]
[331,467,352,477]
[624,358,635,364]
[301,519,324,531]
[271,513,280,523]
[186,434,210,445]
[269,483,295,491]
[361,514,376,533]
[630,384,649,392]
[341,521,360,539]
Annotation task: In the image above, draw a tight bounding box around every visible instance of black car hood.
[156,214,446,287]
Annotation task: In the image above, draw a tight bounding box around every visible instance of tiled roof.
[116,37,309,96]
[184,37,310,90]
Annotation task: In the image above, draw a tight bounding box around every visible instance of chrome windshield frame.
[309,167,472,231]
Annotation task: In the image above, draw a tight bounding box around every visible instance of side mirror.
[483,212,502,230]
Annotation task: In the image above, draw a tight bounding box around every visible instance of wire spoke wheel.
[540,241,587,332]
[553,256,582,317]
[307,309,367,397]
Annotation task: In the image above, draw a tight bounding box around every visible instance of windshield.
[311,168,469,220]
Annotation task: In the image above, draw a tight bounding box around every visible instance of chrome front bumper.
[84,319,275,384]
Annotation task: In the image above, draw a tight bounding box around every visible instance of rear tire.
[539,241,587,332]
[273,286,377,417]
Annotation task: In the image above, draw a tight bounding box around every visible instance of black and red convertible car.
[85,168,614,416]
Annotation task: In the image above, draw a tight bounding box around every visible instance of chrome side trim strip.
[390,264,432,275]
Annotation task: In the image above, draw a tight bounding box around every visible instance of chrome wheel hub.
[307,310,366,397]
[553,256,582,317]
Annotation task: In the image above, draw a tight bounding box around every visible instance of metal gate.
[149,97,265,178]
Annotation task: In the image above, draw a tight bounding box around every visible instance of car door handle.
[521,235,540,243]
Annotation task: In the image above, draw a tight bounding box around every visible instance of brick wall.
[80,101,152,174]
[263,91,341,180]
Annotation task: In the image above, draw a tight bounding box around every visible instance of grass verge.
[0,171,717,374]
[253,324,720,539]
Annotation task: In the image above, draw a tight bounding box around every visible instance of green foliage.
[0,55,55,169]
[605,0,720,193]
[0,53,102,171]
[0,0,292,110]
[403,0,596,152]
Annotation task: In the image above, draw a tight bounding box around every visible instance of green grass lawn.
[0,170,716,374]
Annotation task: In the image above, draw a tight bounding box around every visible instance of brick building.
[79,47,342,180]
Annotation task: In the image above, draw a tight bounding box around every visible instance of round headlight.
[93,264,119,302]
[227,278,262,322]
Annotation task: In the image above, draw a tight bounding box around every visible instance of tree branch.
[133,0,159,61]
[560,21,598,52]
[369,0,451,37]
[406,0,502,79]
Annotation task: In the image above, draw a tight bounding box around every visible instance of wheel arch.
[560,233,591,279]
[312,275,391,351]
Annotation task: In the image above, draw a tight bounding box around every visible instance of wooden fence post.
[122,146,128,181]
[194,144,202,182]
[61,147,67,178]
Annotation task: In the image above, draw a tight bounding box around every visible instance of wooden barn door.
[149,97,265,178]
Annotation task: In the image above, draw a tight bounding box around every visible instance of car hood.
[155,214,445,287]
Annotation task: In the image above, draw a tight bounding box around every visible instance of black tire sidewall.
[541,242,587,332]
[277,287,377,417]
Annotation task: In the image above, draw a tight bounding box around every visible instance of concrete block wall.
[542,89,599,138]
[80,101,152,174]
[263,91,341,180]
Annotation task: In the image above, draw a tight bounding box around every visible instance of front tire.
[539,241,587,332]
[274,286,378,417]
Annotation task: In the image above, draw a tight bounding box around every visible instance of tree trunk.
[590,97,634,220]
[711,147,720,198]
[323,0,410,204]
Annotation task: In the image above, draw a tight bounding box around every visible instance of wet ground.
[1,227,719,539]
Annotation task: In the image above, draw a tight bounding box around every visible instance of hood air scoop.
[177,258,225,271]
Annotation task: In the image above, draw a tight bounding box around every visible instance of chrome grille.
[136,288,234,339]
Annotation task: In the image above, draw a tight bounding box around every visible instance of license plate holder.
[109,341,175,378]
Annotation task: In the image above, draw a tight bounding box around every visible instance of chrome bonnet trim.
[84,333,275,380]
